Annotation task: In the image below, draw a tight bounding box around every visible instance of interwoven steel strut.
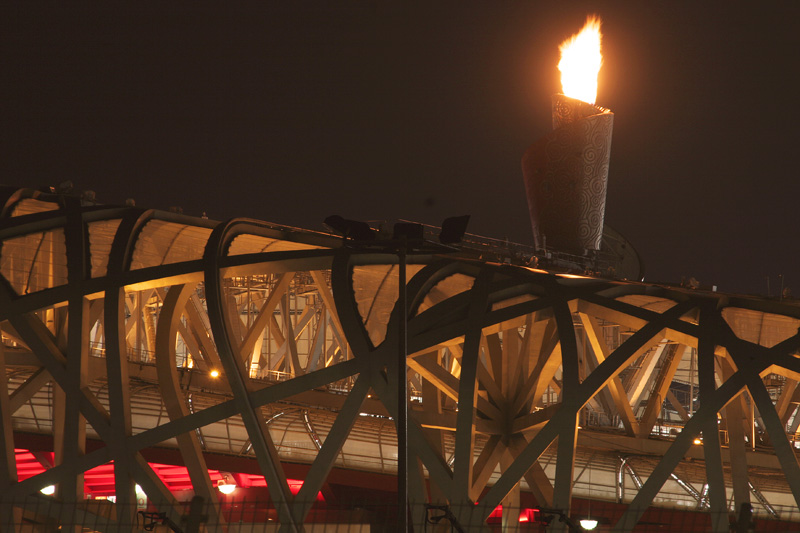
[2,188,800,531]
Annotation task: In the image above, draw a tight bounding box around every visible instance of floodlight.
[40,485,55,496]
[324,215,376,241]
[439,215,470,244]
[392,222,423,241]
[579,518,598,530]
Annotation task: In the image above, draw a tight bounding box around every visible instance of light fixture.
[322,213,470,533]
[438,215,470,245]
[324,215,470,247]
[323,215,376,241]
[209,369,220,378]
[40,485,55,496]
[218,483,236,495]
[579,518,599,530]
[218,475,236,495]
[392,221,424,241]
[693,437,702,445]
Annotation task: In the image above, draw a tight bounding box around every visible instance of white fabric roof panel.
[10,198,59,217]
[616,294,678,314]
[227,234,324,256]
[0,229,68,294]
[416,273,476,315]
[722,307,800,349]
[352,264,424,347]
[88,219,122,278]
[131,220,213,270]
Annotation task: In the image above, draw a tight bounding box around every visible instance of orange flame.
[558,16,603,105]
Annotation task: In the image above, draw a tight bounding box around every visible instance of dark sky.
[2,3,799,296]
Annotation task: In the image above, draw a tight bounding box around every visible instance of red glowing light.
[14,449,323,501]
[487,505,541,524]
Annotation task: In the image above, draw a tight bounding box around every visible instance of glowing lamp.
[40,485,56,496]
[218,476,237,494]
[210,369,220,378]
[580,518,599,530]
[218,483,236,495]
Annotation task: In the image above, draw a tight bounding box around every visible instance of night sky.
[2,3,799,296]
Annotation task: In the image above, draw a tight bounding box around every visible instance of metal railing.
[5,497,797,532]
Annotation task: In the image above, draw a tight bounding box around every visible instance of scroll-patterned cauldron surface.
[522,94,613,253]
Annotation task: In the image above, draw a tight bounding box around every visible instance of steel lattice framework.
[2,187,800,531]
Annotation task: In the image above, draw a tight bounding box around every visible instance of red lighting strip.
[15,449,323,501]
[486,504,541,523]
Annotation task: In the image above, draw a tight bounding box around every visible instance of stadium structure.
[2,184,800,532]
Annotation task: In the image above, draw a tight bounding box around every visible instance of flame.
[558,16,603,104]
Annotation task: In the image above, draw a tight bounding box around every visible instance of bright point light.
[558,16,603,104]
[580,518,599,530]
[40,485,55,496]
[693,438,702,445]
[218,483,236,495]
[210,369,220,378]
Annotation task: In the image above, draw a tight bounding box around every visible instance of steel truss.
[1,188,800,531]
